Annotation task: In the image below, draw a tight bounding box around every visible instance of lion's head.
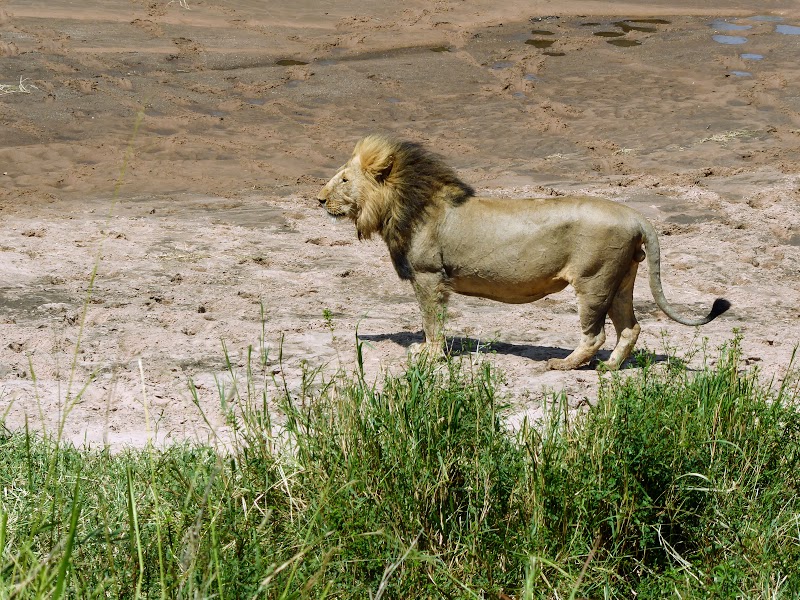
[316,135,394,238]
[317,134,474,278]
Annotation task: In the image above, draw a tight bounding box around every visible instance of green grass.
[1,336,799,598]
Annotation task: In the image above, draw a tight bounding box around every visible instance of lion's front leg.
[409,271,449,357]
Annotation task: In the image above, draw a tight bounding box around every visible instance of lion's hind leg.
[604,262,641,370]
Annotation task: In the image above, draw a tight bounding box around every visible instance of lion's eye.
[341,175,349,182]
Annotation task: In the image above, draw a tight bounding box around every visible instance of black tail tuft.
[709,298,731,320]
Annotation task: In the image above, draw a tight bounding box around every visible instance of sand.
[1,0,799,447]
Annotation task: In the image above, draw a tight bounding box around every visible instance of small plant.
[322,307,334,332]
[0,77,35,96]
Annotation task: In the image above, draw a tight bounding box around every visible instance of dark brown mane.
[354,135,474,279]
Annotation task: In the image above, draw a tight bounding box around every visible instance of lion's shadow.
[357,331,670,370]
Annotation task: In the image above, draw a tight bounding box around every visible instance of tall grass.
[1,336,798,598]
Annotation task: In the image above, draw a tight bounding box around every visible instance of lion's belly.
[449,275,569,304]
[439,225,574,303]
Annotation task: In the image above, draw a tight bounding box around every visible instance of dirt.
[1,0,799,448]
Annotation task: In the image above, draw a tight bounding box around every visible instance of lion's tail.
[639,218,730,326]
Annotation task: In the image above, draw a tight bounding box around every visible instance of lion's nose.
[318,197,327,207]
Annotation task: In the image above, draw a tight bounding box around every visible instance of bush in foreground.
[0,337,798,598]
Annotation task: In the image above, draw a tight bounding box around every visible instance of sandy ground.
[1,0,799,448]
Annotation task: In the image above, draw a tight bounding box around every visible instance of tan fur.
[317,135,729,370]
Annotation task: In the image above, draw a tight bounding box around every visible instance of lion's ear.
[362,152,394,183]
[375,154,394,182]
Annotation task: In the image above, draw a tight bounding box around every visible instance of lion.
[316,134,730,370]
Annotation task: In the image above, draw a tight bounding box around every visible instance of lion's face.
[317,143,396,239]
[316,158,364,221]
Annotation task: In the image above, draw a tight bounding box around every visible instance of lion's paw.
[546,357,574,371]
[597,359,621,372]
[408,342,445,360]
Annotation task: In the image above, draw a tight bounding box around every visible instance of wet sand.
[1,0,799,446]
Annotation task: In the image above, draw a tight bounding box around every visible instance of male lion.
[317,134,730,370]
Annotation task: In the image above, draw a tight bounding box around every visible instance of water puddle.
[244,97,266,106]
[523,73,541,81]
[665,212,721,225]
[211,206,291,231]
[275,59,308,66]
[607,39,642,47]
[730,70,752,77]
[490,60,514,70]
[775,24,800,35]
[709,19,752,31]
[188,105,227,118]
[707,14,800,66]
[712,35,747,44]
[525,39,555,48]
[614,21,656,33]
[148,127,178,136]
[430,46,452,52]
[0,287,74,317]
[626,19,670,24]
[517,17,669,57]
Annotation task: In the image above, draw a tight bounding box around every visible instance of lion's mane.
[352,135,474,279]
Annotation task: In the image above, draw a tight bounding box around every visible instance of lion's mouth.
[324,207,348,219]
[328,209,356,224]
[318,193,354,221]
